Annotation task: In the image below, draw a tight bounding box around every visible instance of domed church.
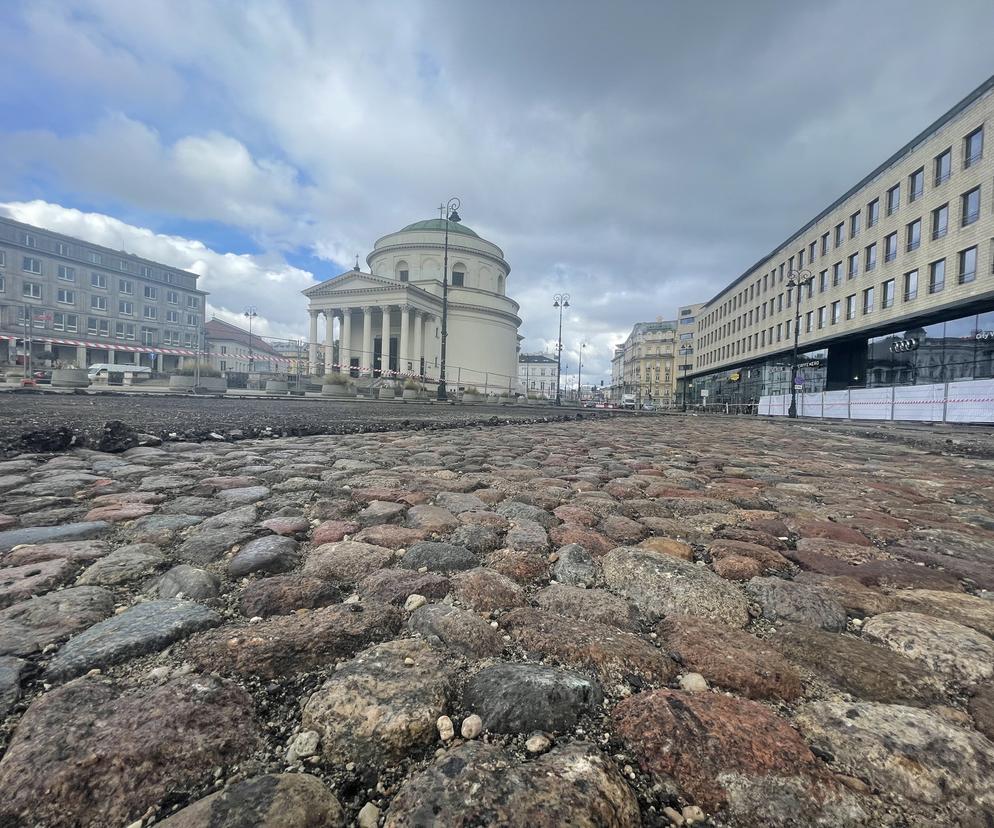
[302,216,522,393]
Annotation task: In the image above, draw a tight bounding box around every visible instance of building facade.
[675,302,703,406]
[0,215,207,371]
[302,218,522,394]
[691,74,994,406]
[612,318,678,406]
[518,352,559,398]
[205,317,284,375]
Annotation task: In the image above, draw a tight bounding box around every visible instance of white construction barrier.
[761,378,994,424]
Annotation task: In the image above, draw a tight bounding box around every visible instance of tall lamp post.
[786,269,814,418]
[576,342,585,405]
[679,345,693,411]
[553,293,570,406]
[436,197,461,401]
[244,307,258,373]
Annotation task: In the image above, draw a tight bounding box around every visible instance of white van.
[87,363,152,379]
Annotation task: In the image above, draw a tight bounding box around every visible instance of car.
[642,402,656,412]
[31,370,52,384]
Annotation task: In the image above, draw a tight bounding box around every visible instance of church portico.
[302,217,521,392]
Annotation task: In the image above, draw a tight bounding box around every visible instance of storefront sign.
[976,330,994,341]
[729,372,740,382]
[890,338,919,353]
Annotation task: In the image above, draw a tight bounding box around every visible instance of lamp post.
[553,293,570,406]
[786,269,814,418]
[436,197,461,401]
[679,345,692,411]
[576,342,585,405]
[244,307,258,374]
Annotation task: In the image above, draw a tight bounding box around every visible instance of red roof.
[205,318,281,357]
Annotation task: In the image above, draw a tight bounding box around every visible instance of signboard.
[890,338,919,353]
[976,331,994,341]
[729,372,740,382]
[700,389,710,398]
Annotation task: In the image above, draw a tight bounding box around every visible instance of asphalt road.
[0,390,618,455]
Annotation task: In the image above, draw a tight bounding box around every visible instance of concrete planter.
[498,394,514,405]
[51,369,90,389]
[168,375,196,392]
[194,377,227,395]
[462,392,483,404]
[321,383,355,397]
[378,385,397,400]
[265,380,289,395]
[402,389,420,400]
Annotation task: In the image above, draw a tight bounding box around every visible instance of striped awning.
[0,333,197,356]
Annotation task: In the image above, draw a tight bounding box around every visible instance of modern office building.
[518,352,559,398]
[690,74,994,407]
[0,215,208,371]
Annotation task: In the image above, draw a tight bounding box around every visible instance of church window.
[451,271,465,287]
[399,270,409,282]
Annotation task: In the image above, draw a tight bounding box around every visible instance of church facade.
[302,218,522,393]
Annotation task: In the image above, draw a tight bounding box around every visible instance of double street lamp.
[679,345,693,411]
[786,269,814,418]
[553,293,570,406]
[244,307,258,373]
[436,197,461,402]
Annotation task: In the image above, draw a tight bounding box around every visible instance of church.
[302,216,522,394]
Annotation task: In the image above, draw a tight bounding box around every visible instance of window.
[167,290,178,304]
[831,301,841,324]
[0,274,4,292]
[832,262,842,286]
[186,296,200,308]
[91,272,107,289]
[57,288,74,304]
[777,293,783,312]
[144,285,158,300]
[0,251,5,266]
[166,309,179,323]
[809,241,816,261]
[862,287,874,314]
[20,232,36,248]
[119,259,131,272]
[850,212,860,238]
[929,259,945,294]
[904,269,919,301]
[451,271,464,286]
[87,252,101,265]
[119,279,133,294]
[776,323,782,342]
[115,321,136,340]
[906,219,921,252]
[53,312,77,332]
[935,148,952,184]
[865,242,877,271]
[141,327,156,345]
[141,266,152,278]
[119,301,133,315]
[887,184,900,215]
[882,279,895,309]
[821,232,829,255]
[962,186,980,226]
[819,269,828,292]
[867,198,880,227]
[834,223,844,247]
[805,310,813,332]
[186,313,199,326]
[143,306,157,320]
[932,203,948,239]
[964,126,983,168]
[959,246,977,284]
[399,269,409,282]
[22,281,42,299]
[909,168,924,202]
[22,256,41,274]
[848,252,859,278]
[846,294,857,320]
[884,232,898,263]
[91,295,107,311]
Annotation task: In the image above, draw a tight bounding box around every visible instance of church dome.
[400,218,479,238]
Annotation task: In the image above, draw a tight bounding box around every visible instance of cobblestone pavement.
[0,416,992,827]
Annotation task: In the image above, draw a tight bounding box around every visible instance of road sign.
[700,389,710,398]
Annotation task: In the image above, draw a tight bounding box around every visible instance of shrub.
[323,372,351,385]
[463,386,480,395]
[174,364,222,378]
[404,378,420,390]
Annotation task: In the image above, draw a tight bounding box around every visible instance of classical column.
[340,307,352,374]
[412,309,424,378]
[399,305,411,374]
[324,309,335,374]
[361,306,373,375]
[308,310,319,375]
[380,305,392,377]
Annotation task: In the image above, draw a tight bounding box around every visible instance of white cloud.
[0,200,316,341]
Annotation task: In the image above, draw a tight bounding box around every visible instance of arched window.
[497,274,505,294]
[396,260,409,282]
[451,263,465,287]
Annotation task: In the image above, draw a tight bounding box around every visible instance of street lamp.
[577,342,586,405]
[786,269,814,418]
[436,197,461,401]
[244,307,258,373]
[679,345,693,411]
[553,293,570,406]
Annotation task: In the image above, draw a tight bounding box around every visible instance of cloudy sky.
[2,1,993,384]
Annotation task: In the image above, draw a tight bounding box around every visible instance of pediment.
[303,270,398,297]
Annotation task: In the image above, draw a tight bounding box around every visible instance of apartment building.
[691,74,994,405]
[518,352,559,398]
[613,318,678,406]
[0,216,208,372]
[675,302,703,406]
[206,317,285,375]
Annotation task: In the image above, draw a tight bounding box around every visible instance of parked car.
[31,370,52,384]
[642,402,656,412]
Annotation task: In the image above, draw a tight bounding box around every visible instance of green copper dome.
[400,218,479,238]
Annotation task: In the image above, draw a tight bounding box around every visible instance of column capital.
[361,305,374,315]
[379,303,393,312]
[308,308,320,319]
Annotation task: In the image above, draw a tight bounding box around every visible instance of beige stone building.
[611,319,678,406]
[692,74,994,404]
